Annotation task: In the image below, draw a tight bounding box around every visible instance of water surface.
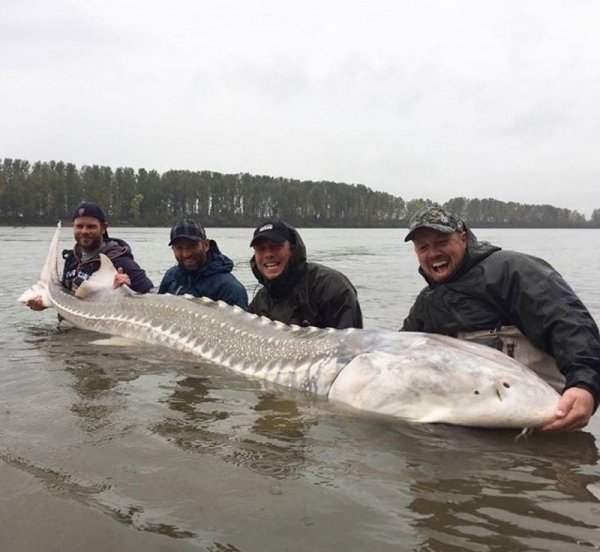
[1,226,600,551]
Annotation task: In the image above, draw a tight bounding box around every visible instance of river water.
[1,226,600,551]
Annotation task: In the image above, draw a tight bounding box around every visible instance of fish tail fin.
[17,222,62,307]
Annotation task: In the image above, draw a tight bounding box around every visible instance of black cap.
[250,221,295,247]
[404,205,465,242]
[169,218,207,245]
[72,202,107,223]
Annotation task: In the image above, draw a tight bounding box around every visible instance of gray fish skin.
[18,224,560,429]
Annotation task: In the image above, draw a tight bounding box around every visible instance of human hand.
[26,296,47,311]
[542,387,595,432]
[113,267,131,288]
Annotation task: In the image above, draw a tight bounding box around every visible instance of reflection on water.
[153,377,317,479]
[231,392,317,478]
[2,227,600,551]
[380,423,600,551]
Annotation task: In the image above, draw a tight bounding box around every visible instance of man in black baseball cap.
[71,201,110,241]
[158,218,248,309]
[72,201,108,223]
[248,220,362,329]
[25,201,153,311]
[250,221,296,248]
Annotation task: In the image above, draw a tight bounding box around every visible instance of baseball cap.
[250,221,295,247]
[404,205,465,242]
[169,218,207,245]
[72,202,107,223]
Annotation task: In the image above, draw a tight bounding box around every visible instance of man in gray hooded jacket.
[402,205,600,432]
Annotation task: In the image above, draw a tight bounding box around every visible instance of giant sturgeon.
[18,223,561,428]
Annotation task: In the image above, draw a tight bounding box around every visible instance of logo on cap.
[250,221,295,247]
[72,202,107,223]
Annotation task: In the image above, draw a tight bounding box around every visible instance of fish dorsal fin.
[75,253,117,298]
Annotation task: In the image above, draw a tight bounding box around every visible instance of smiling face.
[412,227,468,283]
[171,237,210,270]
[253,239,294,280]
[73,216,107,252]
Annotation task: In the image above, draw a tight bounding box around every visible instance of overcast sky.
[2,0,599,216]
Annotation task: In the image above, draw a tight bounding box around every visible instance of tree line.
[1,158,598,228]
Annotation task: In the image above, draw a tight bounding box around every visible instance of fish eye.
[503,382,510,388]
[473,390,480,395]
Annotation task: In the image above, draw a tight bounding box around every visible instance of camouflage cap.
[404,205,465,242]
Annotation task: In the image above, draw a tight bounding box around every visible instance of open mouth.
[431,260,449,274]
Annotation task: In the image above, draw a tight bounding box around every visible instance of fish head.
[328,343,561,429]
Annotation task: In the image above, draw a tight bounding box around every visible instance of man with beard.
[26,202,153,310]
[401,204,600,432]
[248,220,362,329]
[158,218,248,309]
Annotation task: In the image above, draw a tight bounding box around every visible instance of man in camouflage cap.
[404,205,465,242]
[402,204,600,432]
[403,205,468,283]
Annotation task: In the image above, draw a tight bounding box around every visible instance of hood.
[250,223,307,298]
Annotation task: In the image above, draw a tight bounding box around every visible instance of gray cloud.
[1,0,599,216]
